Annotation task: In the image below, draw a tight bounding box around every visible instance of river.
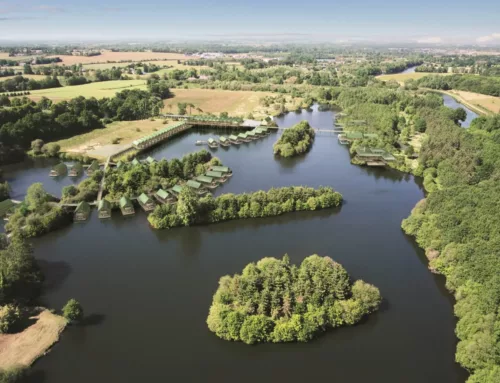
[442,94,479,128]
[11,105,467,383]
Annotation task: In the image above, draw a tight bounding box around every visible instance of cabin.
[354,147,395,166]
[138,193,155,212]
[205,170,226,182]
[49,162,67,177]
[255,127,268,136]
[116,161,124,169]
[196,175,218,189]
[119,196,135,216]
[74,201,91,221]
[87,160,100,176]
[228,134,240,144]
[219,136,230,147]
[69,162,83,177]
[246,130,257,140]
[97,199,112,219]
[131,158,141,166]
[210,165,232,176]
[146,156,156,164]
[170,184,183,196]
[207,138,218,149]
[338,132,379,144]
[238,133,250,142]
[186,180,207,195]
[155,188,175,203]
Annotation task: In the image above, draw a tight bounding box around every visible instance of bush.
[41,143,60,157]
[62,299,83,322]
[0,304,21,334]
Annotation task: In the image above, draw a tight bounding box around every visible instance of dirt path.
[0,309,67,370]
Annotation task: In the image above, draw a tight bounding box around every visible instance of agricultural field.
[0,74,49,81]
[0,52,36,61]
[163,88,274,118]
[446,90,500,114]
[25,79,147,100]
[376,72,450,82]
[54,119,171,158]
[46,51,188,66]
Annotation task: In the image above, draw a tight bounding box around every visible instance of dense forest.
[273,121,315,157]
[148,186,342,229]
[207,254,381,344]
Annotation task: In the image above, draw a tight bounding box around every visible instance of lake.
[14,105,467,383]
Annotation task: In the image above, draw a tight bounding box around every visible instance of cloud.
[415,36,443,44]
[32,5,65,13]
[477,33,500,43]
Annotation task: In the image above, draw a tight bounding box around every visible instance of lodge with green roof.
[338,131,379,144]
[69,162,83,177]
[138,193,155,212]
[97,199,111,219]
[131,158,141,166]
[74,201,91,221]
[196,175,218,188]
[87,160,100,176]
[238,133,250,142]
[205,170,226,182]
[219,136,229,147]
[210,165,232,176]
[186,180,207,195]
[354,147,396,166]
[146,156,156,164]
[155,188,175,203]
[207,138,218,148]
[170,185,183,195]
[119,196,135,216]
[49,162,67,177]
[228,134,241,144]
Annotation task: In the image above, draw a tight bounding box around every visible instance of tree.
[62,299,83,322]
[31,139,44,155]
[41,143,60,157]
[176,187,200,226]
[0,182,10,202]
[0,304,21,334]
[25,183,50,210]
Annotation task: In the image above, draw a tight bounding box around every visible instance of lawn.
[47,51,188,66]
[25,80,147,100]
[376,72,450,82]
[164,88,273,118]
[54,119,174,158]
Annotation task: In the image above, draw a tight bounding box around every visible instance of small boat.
[195,140,204,146]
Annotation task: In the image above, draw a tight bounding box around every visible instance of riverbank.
[424,88,490,116]
[0,309,67,371]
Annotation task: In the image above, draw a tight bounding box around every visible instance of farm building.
[119,196,135,216]
[97,200,111,219]
[69,162,83,177]
[87,160,100,175]
[138,193,155,212]
[74,201,91,221]
[50,163,67,177]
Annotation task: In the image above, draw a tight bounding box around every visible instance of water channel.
[7,105,469,383]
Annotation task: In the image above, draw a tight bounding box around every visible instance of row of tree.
[416,74,500,97]
[207,255,381,344]
[148,186,342,229]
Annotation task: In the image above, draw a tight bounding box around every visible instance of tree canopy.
[273,120,315,157]
[207,254,381,344]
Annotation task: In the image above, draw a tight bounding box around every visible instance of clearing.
[163,88,273,118]
[25,80,147,101]
[54,119,172,158]
[376,72,450,82]
[46,51,188,66]
[0,309,67,370]
[445,90,500,114]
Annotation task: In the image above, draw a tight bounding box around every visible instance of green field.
[26,80,147,100]
[376,72,450,82]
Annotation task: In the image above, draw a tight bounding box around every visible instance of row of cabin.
[338,131,378,145]
[206,127,270,149]
[50,160,101,177]
[354,147,396,166]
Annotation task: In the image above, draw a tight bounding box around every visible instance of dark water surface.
[18,106,466,383]
[442,94,478,128]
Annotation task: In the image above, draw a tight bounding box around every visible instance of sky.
[1,0,500,45]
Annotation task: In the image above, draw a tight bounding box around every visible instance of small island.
[207,254,381,344]
[273,121,315,157]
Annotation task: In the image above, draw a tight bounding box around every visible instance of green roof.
[219,136,228,142]
[132,121,188,146]
[0,199,15,216]
[344,131,364,139]
[131,158,140,166]
[116,161,124,168]
[138,193,153,204]
[71,162,83,171]
[355,147,395,161]
[206,170,223,178]
[88,160,100,171]
[156,189,170,199]
[75,201,91,214]
[120,196,133,208]
[229,135,238,140]
[211,165,230,173]
[238,133,247,139]
[247,130,256,136]
[208,138,216,144]
[146,156,156,164]
[98,199,111,211]
[186,180,202,189]
[196,175,213,184]
[52,162,67,173]
[172,185,183,194]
